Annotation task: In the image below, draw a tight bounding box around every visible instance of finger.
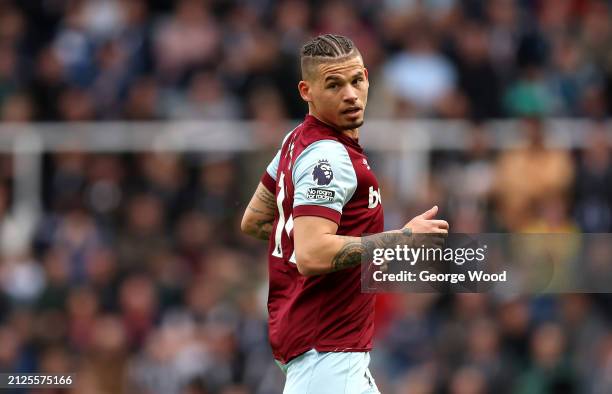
[431,228,448,235]
[428,220,449,229]
[420,205,438,220]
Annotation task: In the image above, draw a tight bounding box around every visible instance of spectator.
[0,43,18,108]
[167,71,241,120]
[547,37,601,116]
[0,92,34,122]
[382,23,457,117]
[123,76,161,120]
[515,323,577,394]
[452,21,502,119]
[154,0,220,85]
[117,193,168,273]
[493,117,574,230]
[574,123,612,232]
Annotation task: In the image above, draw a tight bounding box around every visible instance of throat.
[342,129,359,141]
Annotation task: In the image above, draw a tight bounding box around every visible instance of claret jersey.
[260,114,384,364]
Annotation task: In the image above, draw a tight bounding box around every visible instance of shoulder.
[296,139,350,165]
[293,139,356,189]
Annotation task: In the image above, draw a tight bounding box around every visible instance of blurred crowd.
[0,118,609,393]
[2,0,612,121]
[0,0,611,393]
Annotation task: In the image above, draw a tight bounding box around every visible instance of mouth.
[341,106,362,116]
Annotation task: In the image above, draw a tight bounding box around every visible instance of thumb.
[420,205,438,220]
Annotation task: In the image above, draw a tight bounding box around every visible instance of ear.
[298,80,312,102]
[363,67,369,81]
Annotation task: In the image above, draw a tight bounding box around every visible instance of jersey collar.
[304,114,364,152]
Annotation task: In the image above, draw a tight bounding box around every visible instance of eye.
[352,77,363,85]
[327,83,338,89]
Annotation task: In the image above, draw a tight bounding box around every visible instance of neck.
[342,128,359,140]
[308,111,360,141]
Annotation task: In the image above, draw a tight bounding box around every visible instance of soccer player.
[241,34,448,393]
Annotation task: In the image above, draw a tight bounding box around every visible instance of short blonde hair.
[300,34,361,80]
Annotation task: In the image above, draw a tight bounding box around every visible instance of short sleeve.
[260,130,294,193]
[292,140,357,224]
[260,149,281,193]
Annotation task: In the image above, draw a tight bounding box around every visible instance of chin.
[340,119,364,130]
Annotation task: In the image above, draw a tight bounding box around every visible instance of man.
[241,34,448,393]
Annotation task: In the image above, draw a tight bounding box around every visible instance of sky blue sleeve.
[265,149,281,181]
[292,140,357,215]
[265,129,295,181]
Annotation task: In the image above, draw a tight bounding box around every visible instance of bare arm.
[241,182,277,240]
[294,206,449,276]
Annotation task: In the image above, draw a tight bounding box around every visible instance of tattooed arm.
[293,206,448,276]
[241,182,277,240]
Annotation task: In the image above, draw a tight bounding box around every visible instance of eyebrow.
[324,75,342,83]
[324,71,364,83]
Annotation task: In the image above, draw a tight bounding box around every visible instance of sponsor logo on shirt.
[312,159,333,186]
[368,186,382,208]
[306,188,335,202]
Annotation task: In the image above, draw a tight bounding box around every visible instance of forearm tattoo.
[247,205,273,217]
[330,241,364,272]
[330,228,414,272]
[255,186,277,211]
[249,218,274,240]
[244,185,277,241]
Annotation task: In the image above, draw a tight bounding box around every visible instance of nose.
[342,85,358,103]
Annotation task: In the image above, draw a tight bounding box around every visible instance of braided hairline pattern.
[301,34,355,58]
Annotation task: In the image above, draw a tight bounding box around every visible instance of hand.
[403,206,449,234]
[402,206,449,250]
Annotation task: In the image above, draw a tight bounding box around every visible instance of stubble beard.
[338,118,364,131]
